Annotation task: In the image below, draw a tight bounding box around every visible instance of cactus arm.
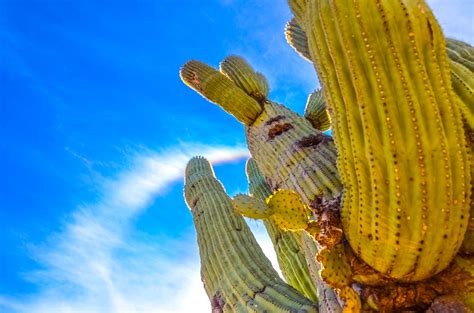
[450,59,474,128]
[233,194,273,219]
[184,157,318,312]
[447,38,474,72]
[180,60,263,125]
[285,18,312,62]
[292,0,472,281]
[219,56,269,102]
[304,90,331,132]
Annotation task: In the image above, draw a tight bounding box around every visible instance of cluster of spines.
[184,157,318,312]
[288,0,471,281]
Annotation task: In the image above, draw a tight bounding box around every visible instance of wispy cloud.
[0,144,250,313]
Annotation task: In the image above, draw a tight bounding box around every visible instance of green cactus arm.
[447,38,474,72]
[246,158,319,302]
[219,56,269,101]
[288,0,308,28]
[285,18,312,62]
[304,90,331,132]
[180,60,263,125]
[450,60,474,129]
[184,157,318,312]
[232,194,273,219]
[266,190,311,231]
[291,0,471,281]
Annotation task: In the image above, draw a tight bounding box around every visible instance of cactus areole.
[180,0,474,311]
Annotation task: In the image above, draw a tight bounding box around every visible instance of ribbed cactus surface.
[246,158,343,312]
[179,0,474,310]
[245,158,318,302]
[184,157,318,312]
[290,0,471,281]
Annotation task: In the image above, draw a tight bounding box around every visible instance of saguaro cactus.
[184,157,318,312]
[288,0,471,282]
[180,0,474,311]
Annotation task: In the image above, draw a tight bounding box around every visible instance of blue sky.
[0,1,472,312]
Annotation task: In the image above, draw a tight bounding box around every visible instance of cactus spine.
[184,157,318,312]
[290,0,471,281]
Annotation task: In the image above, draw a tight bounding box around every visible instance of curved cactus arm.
[291,0,471,281]
[233,194,273,219]
[180,60,263,125]
[285,18,312,62]
[219,56,269,101]
[449,59,474,129]
[304,90,331,132]
[184,157,318,312]
[246,158,319,302]
[447,38,474,71]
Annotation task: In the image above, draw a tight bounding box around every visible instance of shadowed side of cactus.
[184,157,318,312]
[246,158,342,313]
[290,0,471,282]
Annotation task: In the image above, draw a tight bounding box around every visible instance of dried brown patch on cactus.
[211,292,225,313]
[296,133,331,148]
[265,115,286,125]
[360,257,472,311]
[267,123,294,140]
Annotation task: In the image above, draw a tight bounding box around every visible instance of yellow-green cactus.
[304,89,331,132]
[180,60,263,125]
[447,38,474,72]
[184,156,318,312]
[266,190,311,231]
[232,193,272,219]
[220,55,269,102]
[289,0,471,282]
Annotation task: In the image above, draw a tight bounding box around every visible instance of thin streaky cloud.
[0,144,249,313]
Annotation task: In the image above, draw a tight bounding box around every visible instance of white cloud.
[0,144,250,313]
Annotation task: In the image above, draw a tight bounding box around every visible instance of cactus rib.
[184,157,318,312]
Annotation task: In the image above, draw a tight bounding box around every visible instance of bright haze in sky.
[1,1,472,312]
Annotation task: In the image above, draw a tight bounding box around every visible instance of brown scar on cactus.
[267,123,294,140]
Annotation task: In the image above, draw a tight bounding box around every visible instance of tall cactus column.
[290,0,471,282]
[184,157,318,312]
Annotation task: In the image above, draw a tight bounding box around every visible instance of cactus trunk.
[184,157,318,312]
